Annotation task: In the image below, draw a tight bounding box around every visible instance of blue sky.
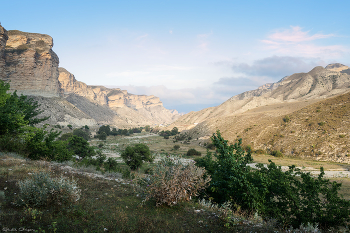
[1,0,350,113]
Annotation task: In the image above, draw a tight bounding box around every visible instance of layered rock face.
[0,24,8,79]
[0,30,60,97]
[58,68,179,125]
[58,67,163,109]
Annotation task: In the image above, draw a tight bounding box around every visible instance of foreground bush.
[195,131,350,229]
[134,156,210,206]
[15,172,81,208]
[25,126,73,162]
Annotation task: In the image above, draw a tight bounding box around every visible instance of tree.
[145,125,151,132]
[98,125,111,136]
[67,135,95,159]
[98,132,107,140]
[171,127,179,135]
[73,128,90,141]
[121,143,153,170]
[0,81,48,136]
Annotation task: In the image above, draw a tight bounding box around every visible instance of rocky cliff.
[58,68,180,126]
[1,29,60,97]
[0,24,180,127]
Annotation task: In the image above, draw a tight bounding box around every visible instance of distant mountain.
[170,64,350,163]
[0,24,180,127]
[172,64,350,130]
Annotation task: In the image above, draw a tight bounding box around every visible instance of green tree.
[0,83,48,136]
[98,132,107,140]
[145,125,151,132]
[73,128,90,141]
[25,126,73,162]
[67,135,95,159]
[121,143,153,170]
[98,125,111,136]
[171,127,179,135]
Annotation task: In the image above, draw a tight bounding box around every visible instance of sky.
[1,0,350,113]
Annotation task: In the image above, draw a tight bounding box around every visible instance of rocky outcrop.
[58,68,179,125]
[1,30,60,97]
[0,24,8,79]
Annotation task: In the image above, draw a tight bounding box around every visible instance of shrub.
[186,148,201,156]
[59,132,73,141]
[195,131,350,229]
[339,134,346,138]
[15,172,80,208]
[98,125,111,136]
[67,135,95,159]
[121,143,153,170]
[98,132,107,140]
[318,122,325,126]
[67,124,73,130]
[173,145,180,150]
[255,149,266,154]
[206,143,216,150]
[73,128,90,141]
[104,157,118,172]
[25,127,73,162]
[271,150,283,157]
[134,156,210,206]
[283,115,290,123]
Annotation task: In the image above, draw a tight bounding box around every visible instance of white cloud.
[169,30,173,34]
[262,26,346,58]
[266,26,334,43]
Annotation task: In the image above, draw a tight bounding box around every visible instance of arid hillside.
[171,64,350,163]
[172,64,350,131]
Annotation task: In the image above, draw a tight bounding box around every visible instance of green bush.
[25,127,73,162]
[67,135,95,159]
[98,132,107,140]
[15,172,80,208]
[134,156,210,206]
[283,115,290,123]
[186,148,201,156]
[195,131,350,229]
[271,150,283,157]
[98,125,111,136]
[173,145,180,151]
[121,143,153,170]
[73,128,90,141]
[104,157,118,172]
[67,124,73,130]
[59,132,73,141]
